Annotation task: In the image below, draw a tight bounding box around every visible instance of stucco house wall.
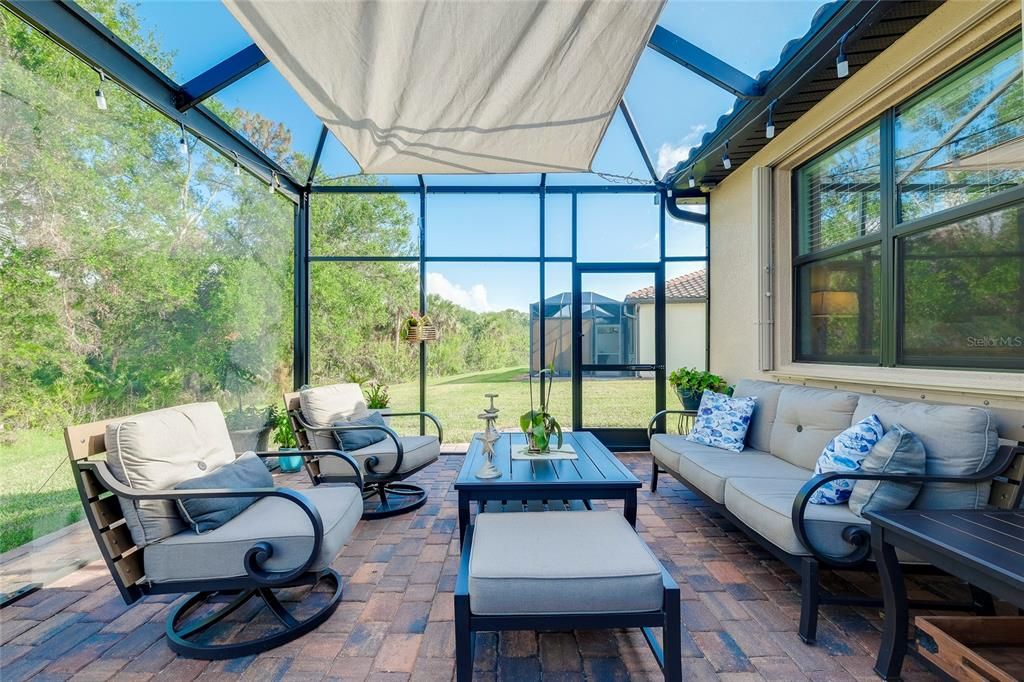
[706,0,1023,416]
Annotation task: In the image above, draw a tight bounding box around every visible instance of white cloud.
[655,124,708,177]
[427,272,492,312]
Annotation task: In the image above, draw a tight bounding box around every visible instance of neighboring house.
[626,269,708,376]
[529,292,637,376]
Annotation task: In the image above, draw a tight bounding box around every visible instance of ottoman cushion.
[468,511,664,615]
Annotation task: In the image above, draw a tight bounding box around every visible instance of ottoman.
[454,511,681,680]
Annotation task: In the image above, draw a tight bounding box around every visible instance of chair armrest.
[290,411,405,478]
[82,461,326,587]
[791,444,1022,568]
[252,450,363,490]
[647,410,697,441]
[384,411,444,444]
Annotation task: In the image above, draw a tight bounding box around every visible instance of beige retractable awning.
[932,136,1024,172]
[224,0,664,174]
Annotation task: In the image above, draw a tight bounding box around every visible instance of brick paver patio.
[0,453,964,681]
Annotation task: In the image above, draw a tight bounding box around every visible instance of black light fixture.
[765,100,777,139]
[836,32,850,78]
[722,140,731,170]
[95,70,107,111]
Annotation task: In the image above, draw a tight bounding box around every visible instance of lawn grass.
[0,367,665,553]
[0,429,82,554]
[388,366,661,444]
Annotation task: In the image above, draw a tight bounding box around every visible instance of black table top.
[454,431,640,491]
[865,509,1024,600]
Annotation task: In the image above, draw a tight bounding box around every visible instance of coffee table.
[454,431,641,544]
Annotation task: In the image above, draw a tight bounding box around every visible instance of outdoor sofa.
[65,402,364,659]
[648,379,1024,644]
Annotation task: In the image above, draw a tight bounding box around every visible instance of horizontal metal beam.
[2,0,303,201]
[648,25,763,99]
[311,184,660,195]
[176,43,268,112]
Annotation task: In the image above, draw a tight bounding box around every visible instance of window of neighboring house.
[794,31,1024,370]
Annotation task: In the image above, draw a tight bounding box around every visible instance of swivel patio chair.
[65,401,364,659]
[284,383,443,519]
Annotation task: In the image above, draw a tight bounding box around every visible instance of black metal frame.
[648,439,1022,644]
[288,407,443,519]
[791,30,1024,372]
[454,523,683,682]
[73,448,363,659]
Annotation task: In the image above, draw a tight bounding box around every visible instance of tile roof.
[626,268,706,302]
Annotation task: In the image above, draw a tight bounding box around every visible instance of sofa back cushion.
[769,386,859,470]
[853,396,998,509]
[732,380,785,452]
[299,383,368,450]
[105,402,236,546]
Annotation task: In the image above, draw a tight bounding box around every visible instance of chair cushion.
[468,511,664,615]
[853,396,998,510]
[850,424,926,517]
[732,380,785,452]
[320,435,439,476]
[299,383,368,450]
[144,485,361,584]
[333,412,389,452]
[651,435,808,503]
[175,452,273,533]
[105,402,236,546]
[809,414,885,505]
[769,386,859,470]
[685,391,756,453]
[725,477,866,559]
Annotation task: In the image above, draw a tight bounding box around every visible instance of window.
[794,32,1023,370]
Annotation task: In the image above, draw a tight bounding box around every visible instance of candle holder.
[475,398,502,479]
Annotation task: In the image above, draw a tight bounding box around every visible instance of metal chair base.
[165,569,343,660]
[362,481,428,519]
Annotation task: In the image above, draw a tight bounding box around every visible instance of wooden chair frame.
[65,417,363,660]
[284,391,443,519]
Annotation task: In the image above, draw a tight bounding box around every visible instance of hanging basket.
[405,323,438,342]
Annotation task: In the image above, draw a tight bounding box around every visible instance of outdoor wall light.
[269,172,278,194]
[722,140,731,170]
[95,71,107,111]
[688,175,696,188]
[836,34,850,78]
[178,123,188,156]
[233,152,241,176]
[765,100,776,139]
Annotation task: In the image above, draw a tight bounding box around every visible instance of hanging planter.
[402,313,438,343]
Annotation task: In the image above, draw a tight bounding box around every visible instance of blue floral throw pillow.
[685,391,756,453]
[809,414,885,505]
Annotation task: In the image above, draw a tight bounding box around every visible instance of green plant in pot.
[268,405,304,473]
[668,368,729,410]
[520,366,562,454]
[364,381,391,422]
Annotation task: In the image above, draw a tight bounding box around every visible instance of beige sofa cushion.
[853,396,998,510]
[732,379,785,452]
[769,386,859,470]
[145,485,361,584]
[105,402,236,546]
[724,477,865,559]
[320,434,439,476]
[299,383,369,450]
[469,511,664,615]
[651,435,808,503]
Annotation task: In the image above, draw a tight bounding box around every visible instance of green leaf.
[519,410,534,433]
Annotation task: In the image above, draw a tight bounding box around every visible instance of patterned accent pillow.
[685,390,756,453]
[809,414,884,505]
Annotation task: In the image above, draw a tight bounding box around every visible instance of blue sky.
[130,0,821,311]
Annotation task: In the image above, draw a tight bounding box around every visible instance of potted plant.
[268,405,304,473]
[225,405,273,453]
[519,366,562,454]
[364,381,392,423]
[401,312,438,342]
[668,368,729,410]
